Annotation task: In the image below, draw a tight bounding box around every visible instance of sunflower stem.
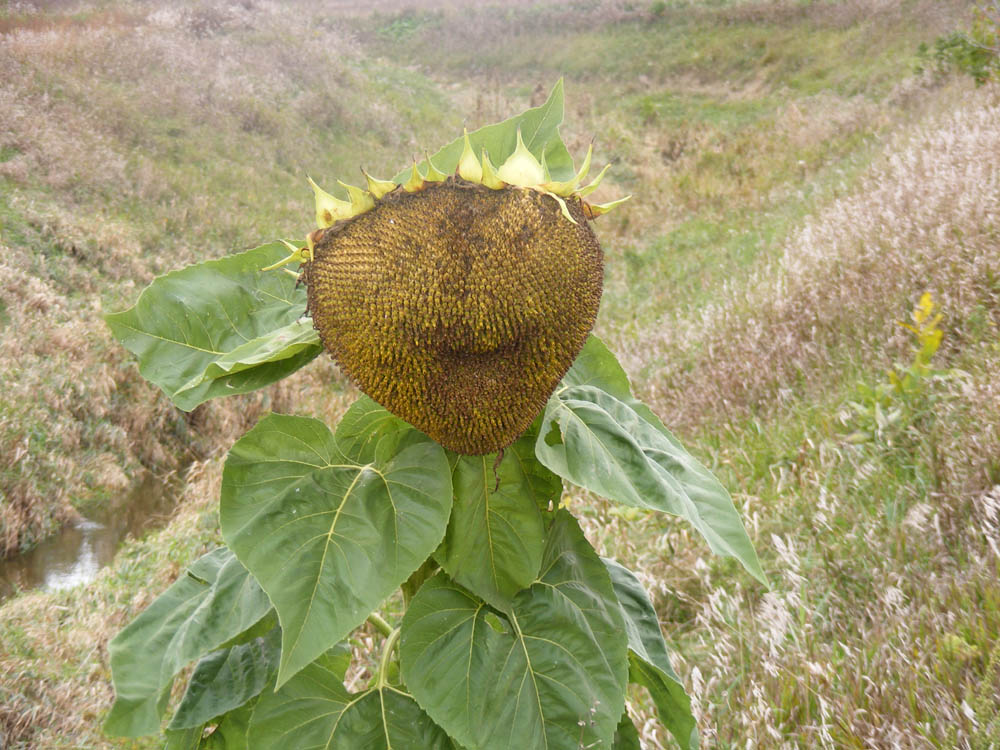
[367,611,394,638]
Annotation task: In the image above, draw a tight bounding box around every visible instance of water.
[0,471,182,603]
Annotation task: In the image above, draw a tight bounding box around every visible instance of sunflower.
[271,129,627,455]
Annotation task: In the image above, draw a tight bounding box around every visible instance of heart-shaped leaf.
[104,547,272,736]
[220,406,452,687]
[105,242,321,411]
[400,510,628,750]
[436,428,560,609]
[539,337,766,585]
[249,646,455,749]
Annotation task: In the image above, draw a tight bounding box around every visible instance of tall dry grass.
[633,84,1000,442]
[596,84,1000,747]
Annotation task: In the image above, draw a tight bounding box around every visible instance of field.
[1,0,999,747]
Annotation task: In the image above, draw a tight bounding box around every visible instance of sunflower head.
[282,107,627,455]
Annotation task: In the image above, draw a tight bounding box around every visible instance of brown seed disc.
[305,179,603,455]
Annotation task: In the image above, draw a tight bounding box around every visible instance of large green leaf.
[604,559,698,750]
[436,428,560,610]
[400,511,628,750]
[164,725,204,750]
[220,407,452,687]
[105,242,321,411]
[104,547,272,736]
[204,644,351,750]
[612,712,642,750]
[330,395,414,463]
[201,318,319,380]
[248,647,454,749]
[538,338,767,585]
[391,79,575,184]
[168,629,280,730]
[559,335,633,400]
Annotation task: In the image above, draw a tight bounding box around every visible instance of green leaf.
[330,395,414,463]
[164,725,204,750]
[220,407,452,687]
[200,641,348,750]
[436,428,560,610]
[393,79,575,183]
[249,647,454,749]
[612,711,642,750]
[200,637,342,750]
[604,559,698,750]
[538,339,766,585]
[105,242,321,411]
[400,510,628,750]
[199,697,258,750]
[560,335,633,400]
[201,318,320,381]
[169,629,280,730]
[104,548,272,737]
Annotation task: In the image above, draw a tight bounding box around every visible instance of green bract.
[104,81,763,750]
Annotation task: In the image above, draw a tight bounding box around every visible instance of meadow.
[1,0,998,747]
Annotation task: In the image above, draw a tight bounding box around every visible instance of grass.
[1,0,998,747]
[0,0,459,556]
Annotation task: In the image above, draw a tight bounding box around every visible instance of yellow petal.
[496,128,545,187]
[337,180,375,215]
[402,161,425,193]
[583,195,630,218]
[457,128,483,183]
[548,192,578,225]
[575,163,611,198]
[545,143,593,197]
[362,169,397,199]
[308,176,352,228]
[480,149,506,190]
[261,239,308,271]
[423,152,448,183]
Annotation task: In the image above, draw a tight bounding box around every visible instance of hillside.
[1,0,998,747]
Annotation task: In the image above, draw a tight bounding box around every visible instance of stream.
[0,471,182,603]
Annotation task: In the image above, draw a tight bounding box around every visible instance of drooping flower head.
[275,87,627,455]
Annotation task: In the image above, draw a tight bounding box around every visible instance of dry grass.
[632,84,1000,439]
[591,83,1000,747]
[0,217,309,555]
[0,0,455,555]
[0,458,223,749]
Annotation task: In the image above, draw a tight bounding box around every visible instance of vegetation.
[918,1,1000,84]
[98,86,758,749]
[1,0,998,747]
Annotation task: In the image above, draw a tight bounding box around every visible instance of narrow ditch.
[0,470,184,603]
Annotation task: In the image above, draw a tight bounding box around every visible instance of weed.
[918,1,1000,85]
[845,292,952,447]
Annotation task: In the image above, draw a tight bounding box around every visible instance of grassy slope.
[0,0,459,555]
[2,0,998,747]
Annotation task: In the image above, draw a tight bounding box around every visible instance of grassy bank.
[0,0,458,555]
[2,0,998,747]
